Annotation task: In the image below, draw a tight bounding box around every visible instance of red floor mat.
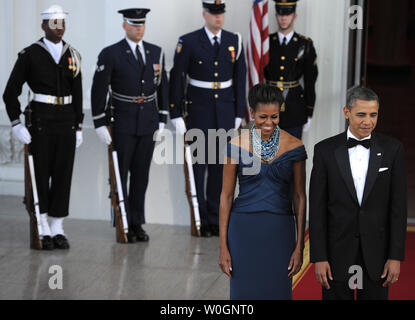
[293,228,415,300]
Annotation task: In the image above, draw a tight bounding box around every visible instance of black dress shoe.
[42,236,54,251]
[53,235,70,250]
[200,225,212,238]
[127,233,137,243]
[135,225,149,242]
[210,225,219,237]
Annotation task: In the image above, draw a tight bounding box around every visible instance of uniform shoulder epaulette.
[68,45,82,59]
[19,44,34,55]
[297,33,312,42]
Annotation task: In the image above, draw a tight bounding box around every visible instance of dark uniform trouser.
[193,133,225,227]
[322,240,389,300]
[113,132,155,228]
[30,125,76,218]
[194,163,223,227]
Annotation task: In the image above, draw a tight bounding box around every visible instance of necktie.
[347,138,371,149]
[282,37,287,46]
[135,45,144,67]
[213,36,220,57]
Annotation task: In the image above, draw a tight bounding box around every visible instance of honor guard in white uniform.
[3,5,84,250]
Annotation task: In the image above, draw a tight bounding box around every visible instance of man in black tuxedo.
[309,87,407,300]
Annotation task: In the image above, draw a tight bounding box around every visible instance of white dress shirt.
[278,30,294,45]
[204,26,222,45]
[43,37,63,64]
[125,37,146,64]
[347,127,371,206]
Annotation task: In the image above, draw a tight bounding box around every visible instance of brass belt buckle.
[53,96,63,105]
[212,82,221,90]
[276,81,283,88]
[137,97,145,104]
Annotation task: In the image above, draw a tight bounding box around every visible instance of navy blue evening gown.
[226,142,307,300]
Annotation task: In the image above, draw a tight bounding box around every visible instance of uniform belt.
[266,80,300,89]
[32,93,73,105]
[112,91,157,104]
[188,78,233,90]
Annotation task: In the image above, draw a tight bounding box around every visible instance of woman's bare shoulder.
[280,129,304,151]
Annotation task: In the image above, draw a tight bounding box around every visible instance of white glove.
[171,118,187,136]
[235,117,243,130]
[95,126,112,145]
[303,117,312,133]
[155,123,166,140]
[76,131,83,148]
[12,124,31,144]
[158,122,165,135]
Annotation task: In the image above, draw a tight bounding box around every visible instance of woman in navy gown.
[218,84,307,300]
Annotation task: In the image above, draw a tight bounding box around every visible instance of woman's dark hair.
[248,84,284,111]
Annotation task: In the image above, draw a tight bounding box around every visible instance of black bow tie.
[347,138,371,149]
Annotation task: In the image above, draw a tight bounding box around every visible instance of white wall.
[0,0,350,225]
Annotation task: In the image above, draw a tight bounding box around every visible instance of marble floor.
[0,196,228,300]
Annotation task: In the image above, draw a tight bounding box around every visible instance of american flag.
[246,0,270,122]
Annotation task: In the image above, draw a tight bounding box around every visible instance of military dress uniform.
[170,0,246,236]
[2,6,83,250]
[91,9,169,242]
[265,0,318,138]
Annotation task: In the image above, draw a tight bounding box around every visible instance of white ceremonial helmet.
[41,5,68,20]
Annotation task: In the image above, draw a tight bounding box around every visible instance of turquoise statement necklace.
[250,123,281,163]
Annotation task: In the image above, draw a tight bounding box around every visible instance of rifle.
[107,96,129,243]
[23,96,43,250]
[184,142,201,237]
[180,74,201,236]
[182,102,201,237]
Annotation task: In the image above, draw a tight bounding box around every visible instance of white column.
[299,0,350,220]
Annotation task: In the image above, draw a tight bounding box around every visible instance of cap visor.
[125,19,145,25]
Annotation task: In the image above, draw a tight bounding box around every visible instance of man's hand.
[155,123,166,140]
[303,117,312,132]
[95,126,112,145]
[76,130,83,148]
[315,261,333,289]
[171,117,187,136]
[12,124,32,145]
[158,122,165,134]
[381,259,400,287]
[234,117,242,130]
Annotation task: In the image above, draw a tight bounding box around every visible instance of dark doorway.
[365,0,415,219]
